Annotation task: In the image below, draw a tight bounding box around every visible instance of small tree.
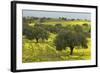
[54,25,88,55]
[23,26,34,40]
[45,24,63,34]
[54,24,63,33]
[43,25,56,33]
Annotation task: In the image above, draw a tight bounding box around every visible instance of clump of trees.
[23,23,89,55]
[23,25,49,43]
[54,25,88,55]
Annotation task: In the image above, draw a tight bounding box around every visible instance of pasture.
[22,18,91,63]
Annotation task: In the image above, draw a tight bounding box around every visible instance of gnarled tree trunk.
[36,38,38,43]
[70,46,74,55]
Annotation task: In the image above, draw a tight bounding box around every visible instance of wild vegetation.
[22,16,91,63]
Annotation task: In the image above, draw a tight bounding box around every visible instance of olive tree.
[23,25,49,43]
[54,24,63,33]
[54,25,88,55]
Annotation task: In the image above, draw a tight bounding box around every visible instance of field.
[22,18,91,63]
[29,19,90,26]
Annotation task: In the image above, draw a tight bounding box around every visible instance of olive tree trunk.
[36,38,39,43]
[70,46,74,55]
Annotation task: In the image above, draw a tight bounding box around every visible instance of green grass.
[22,33,91,63]
[43,20,90,26]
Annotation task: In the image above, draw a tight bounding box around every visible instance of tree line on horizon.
[23,16,90,24]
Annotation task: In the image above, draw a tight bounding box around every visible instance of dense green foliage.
[54,25,88,55]
[23,25,49,43]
